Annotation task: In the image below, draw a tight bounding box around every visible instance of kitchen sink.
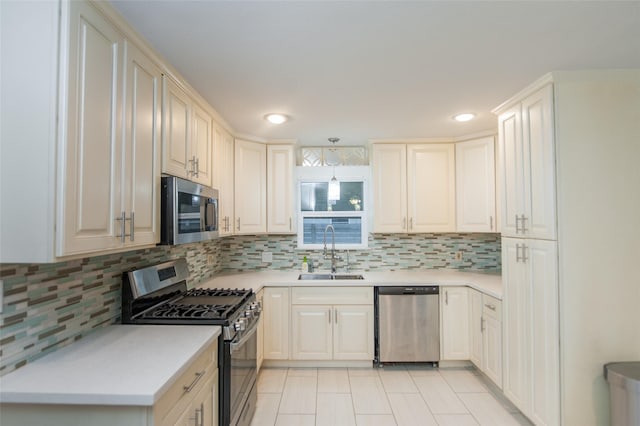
[298,274,365,280]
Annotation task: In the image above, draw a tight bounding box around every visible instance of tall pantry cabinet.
[495,71,640,426]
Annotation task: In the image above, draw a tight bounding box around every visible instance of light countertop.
[198,269,502,299]
[0,325,221,406]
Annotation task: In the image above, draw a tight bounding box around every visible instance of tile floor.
[250,366,533,426]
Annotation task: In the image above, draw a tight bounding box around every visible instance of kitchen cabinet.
[256,289,264,371]
[498,85,556,240]
[290,287,374,361]
[440,286,469,360]
[0,335,219,426]
[469,289,483,368]
[372,143,455,233]
[234,139,267,234]
[267,144,295,233]
[455,137,496,232]
[496,70,640,426]
[262,287,290,360]
[213,124,235,235]
[60,1,161,256]
[482,295,502,388]
[162,76,213,187]
[502,237,559,424]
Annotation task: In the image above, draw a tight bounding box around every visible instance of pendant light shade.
[327,138,340,201]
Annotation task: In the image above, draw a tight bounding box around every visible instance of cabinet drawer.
[482,295,501,320]
[291,287,373,305]
[155,340,216,423]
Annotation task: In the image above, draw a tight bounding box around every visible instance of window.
[297,181,367,249]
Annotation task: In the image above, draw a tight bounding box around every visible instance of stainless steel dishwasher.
[375,286,440,364]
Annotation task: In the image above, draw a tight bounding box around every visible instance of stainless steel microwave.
[160,176,219,245]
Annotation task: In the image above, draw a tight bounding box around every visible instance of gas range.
[121,259,260,426]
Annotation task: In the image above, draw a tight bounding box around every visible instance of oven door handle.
[230,317,260,353]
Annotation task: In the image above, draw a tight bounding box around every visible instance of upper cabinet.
[213,124,235,235]
[162,76,213,187]
[234,139,267,234]
[59,2,161,256]
[372,143,456,233]
[455,137,496,232]
[267,145,295,234]
[498,85,556,240]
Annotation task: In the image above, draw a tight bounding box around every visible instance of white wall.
[554,70,640,426]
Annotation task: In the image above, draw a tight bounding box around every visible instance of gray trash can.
[605,362,640,426]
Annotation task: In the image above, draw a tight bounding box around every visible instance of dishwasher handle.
[377,286,439,295]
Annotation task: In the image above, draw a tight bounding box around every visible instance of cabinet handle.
[402,217,406,229]
[237,218,241,231]
[328,309,331,324]
[335,308,338,324]
[481,317,485,333]
[183,370,205,393]
[515,214,520,234]
[516,243,521,262]
[194,157,200,178]
[521,243,528,263]
[289,217,292,231]
[484,303,496,311]
[490,215,493,231]
[445,291,448,305]
[130,212,135,242]
[190,402,204,426]
[115,211,133,243]
[409,217,413,231]
[520,214,528,233]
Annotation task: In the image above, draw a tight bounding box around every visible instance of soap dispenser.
[301,256,309,273]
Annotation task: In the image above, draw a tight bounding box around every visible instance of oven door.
[227,320,258,426]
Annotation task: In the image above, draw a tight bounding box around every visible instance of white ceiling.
[110,1,640,146]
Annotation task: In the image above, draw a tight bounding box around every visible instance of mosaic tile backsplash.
[0,233,499,375]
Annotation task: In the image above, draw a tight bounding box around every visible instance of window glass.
[300,182,364,212]
[302,217,363,245]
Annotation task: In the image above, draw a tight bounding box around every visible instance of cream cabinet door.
[440,287,470,360]
[267,145,295,233]
[234,139,266,234]
[333,305,374,360]
[372,144,407,232]
[456,137,496,232]
[162,77,191,180]
[468,289,483,368]
[122,41,161,247]
[263,287,290,360]
[498,105,525,238]
[522,85,557,241]
[407,144,456,232]
[59,1,124,255]
[190,102,213,187]
[214,126,235,235]
[528,239,560,426]
[483,314,503,389]
[291,305,333,360]
[502,237,531,414]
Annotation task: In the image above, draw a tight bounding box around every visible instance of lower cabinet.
[256,288,265,371]
[469,289,503,389]
[440,286,470,360]
[290,287,374,361]
[262,287,290,360]
[0,340,219,426]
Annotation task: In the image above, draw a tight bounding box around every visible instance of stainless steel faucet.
[323,224,342,273]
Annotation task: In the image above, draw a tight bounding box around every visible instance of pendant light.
[327,137,341,201]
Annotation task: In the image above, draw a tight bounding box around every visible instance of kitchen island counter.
[0,325,221,406]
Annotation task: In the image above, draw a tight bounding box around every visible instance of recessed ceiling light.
[264,113,288,124]
[453,113,475,122]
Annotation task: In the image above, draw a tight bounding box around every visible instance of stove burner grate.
[148,303,230,319]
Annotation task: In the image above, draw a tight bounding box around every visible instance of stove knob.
[244,310,253,318]
[234,318,247,331]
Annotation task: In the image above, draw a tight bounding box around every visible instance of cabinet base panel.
[262,360,373,368]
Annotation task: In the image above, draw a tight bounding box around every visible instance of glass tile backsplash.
[0,232,499,375]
